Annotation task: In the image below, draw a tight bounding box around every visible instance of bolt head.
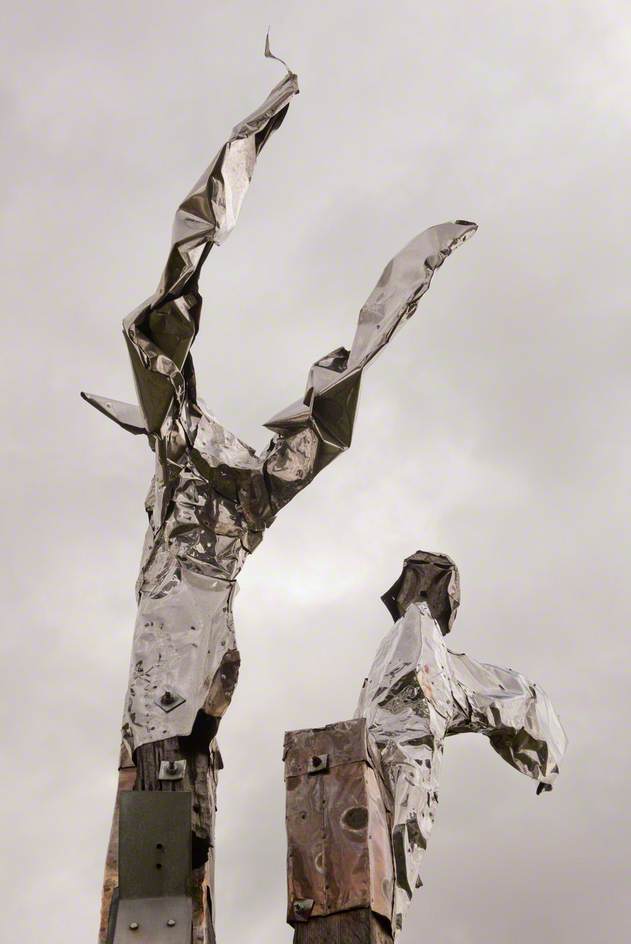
[167,918,176,927]
[129,922,139,930]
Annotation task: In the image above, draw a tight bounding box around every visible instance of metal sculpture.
[284,550,566,942]
[83,52,477,943]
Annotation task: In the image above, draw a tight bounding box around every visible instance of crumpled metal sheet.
[123,65,300,436]
[381,549,460,633]
[82,58,477,752]
[356,550,567,935]
[284,719,393,926]
[264,222,477,473]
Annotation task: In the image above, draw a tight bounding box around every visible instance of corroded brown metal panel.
[284,719,393,928]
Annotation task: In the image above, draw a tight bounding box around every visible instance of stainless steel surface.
[114,793,193,944]
[82,57,476,753]
[113,897,192,944]
[158,759,187,781]
[118,792,191,899]
[154,690,186,714]
[356,550,568,934]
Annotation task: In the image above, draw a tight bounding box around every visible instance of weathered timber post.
[100,728,221,944]
[99,746,135,943]
[284,720,395,944]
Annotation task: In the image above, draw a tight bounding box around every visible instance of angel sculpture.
[83,58,476,941]
[356,549,568,934]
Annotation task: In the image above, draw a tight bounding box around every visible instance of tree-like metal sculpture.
[359,550,567,933]
[83,55,477,943]
[284,550,567,944]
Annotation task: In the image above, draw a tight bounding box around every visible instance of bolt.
[167,919,176,927]
[129,922,139,931]
[161,691,174,705]
[167,760,178,774]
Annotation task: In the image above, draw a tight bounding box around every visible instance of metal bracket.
[154,689,186,713]
[112,792,192,944]
[115,897,192,943]
[293,898,315,922]
[307,753,329,774]
[159,760,187,782]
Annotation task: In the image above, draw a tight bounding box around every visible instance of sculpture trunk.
[293,910,393,944]
[99,731,220,944]
[99,749,135,944]
[284,720,395,944]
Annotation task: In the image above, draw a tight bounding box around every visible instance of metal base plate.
[154,690,186,713]
[159,759,187,781]
[114,896,191,944]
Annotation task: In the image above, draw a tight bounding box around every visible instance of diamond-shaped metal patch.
[307,753,329,774]
[154,690,186,713]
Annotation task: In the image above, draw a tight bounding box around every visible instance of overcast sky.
[1,2,629,942]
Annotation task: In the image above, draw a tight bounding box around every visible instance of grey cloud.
[1,2,628,943]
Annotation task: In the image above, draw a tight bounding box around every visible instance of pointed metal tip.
[81,391,147,436]
[264,28,292,74]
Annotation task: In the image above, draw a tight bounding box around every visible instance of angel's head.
[381,549,460,634]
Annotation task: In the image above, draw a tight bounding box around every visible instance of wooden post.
[99,716,221,944]
[284,720,394,944]
[293,910,393,944]
[99,744,135,944]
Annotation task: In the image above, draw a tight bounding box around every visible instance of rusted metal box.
[284,718,393,927]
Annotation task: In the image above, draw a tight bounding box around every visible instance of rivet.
[129,922,139,931]
[167,919,176,927]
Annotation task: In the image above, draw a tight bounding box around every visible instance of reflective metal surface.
[118,792,191,899]
[114,898,192,944]
[356,550,568,934]
[114,793,193,943]
[82,59,477,752]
